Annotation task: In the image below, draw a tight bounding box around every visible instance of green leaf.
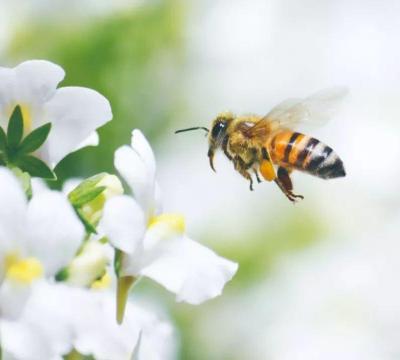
[0,126,6,151]
[7,105,24,149]
[0,154,6,166]
[18,123,51,154]
[16,155,56,180]
[70,186,106,208]
[68,172,108,204]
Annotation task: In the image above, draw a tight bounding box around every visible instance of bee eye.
[211,122,226,138]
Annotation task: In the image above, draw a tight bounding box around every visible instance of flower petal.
[139,236,238,304]
[61,178,82,196]
[0,320,55,360]
[0,60,65,148]
[154,181,163,215]
[72,291,140,360]
[114,147,154,218]
[0,168,27,259]
[133,307,176,360]
[31,178,50,195]
[43,86,112,165]
[0,279,32,320]
[17,281,74,356]
[120,214,185,277]
[72,291,175,360]
[1,282,76,359]
[26,191,84,276]
[114,130,157,216]
[0,67,16,126]
[74,131,99,151]
[99,195,146,254]
[130,130,156,180]
[14,60,65,104]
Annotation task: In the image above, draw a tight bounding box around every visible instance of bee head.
[207,112,234,172]
[209,112,234,144]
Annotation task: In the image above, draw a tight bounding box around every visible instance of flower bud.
[69,173,123,226]
[65,240,110,287]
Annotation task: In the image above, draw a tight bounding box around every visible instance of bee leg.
[222,136,233,160]
[276,167,304,202]
[249,148,262,183]
[240,168,254,191]
[277,167,293,191]
[233,156,254,191]
[254,169,262,183]
[249,177,254,191]
[240,169,254,191]
[274,179,297,203]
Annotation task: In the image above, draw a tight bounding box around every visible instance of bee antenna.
[175,127,209,135]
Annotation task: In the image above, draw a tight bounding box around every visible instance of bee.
[175,88,347,202]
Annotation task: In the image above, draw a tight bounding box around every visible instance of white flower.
[100,130,238,321]
[0,287,73,360]
[0,167,84,316]
[31,175,123,288]
[71,288,176,360]
[0,167,85,359]
[0,60,112,166]
[1,281,176,360]
[0,168,173,359]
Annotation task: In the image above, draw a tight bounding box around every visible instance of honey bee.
[176,88,347,202]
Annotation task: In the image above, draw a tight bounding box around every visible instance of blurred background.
[2,0,400,358]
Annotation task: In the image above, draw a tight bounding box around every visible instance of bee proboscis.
[175,88,347,202]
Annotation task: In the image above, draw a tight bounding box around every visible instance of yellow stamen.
[5,252,19,269]
[148,213,186,234]
[91,272,111,290]
[5,254,43,284]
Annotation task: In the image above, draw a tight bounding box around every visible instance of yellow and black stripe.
[269,131,345,179]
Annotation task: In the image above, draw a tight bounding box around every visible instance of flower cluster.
[0,60,238,359]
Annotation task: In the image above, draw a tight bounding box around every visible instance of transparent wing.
[264,87,348,128]
[243,87,348,139]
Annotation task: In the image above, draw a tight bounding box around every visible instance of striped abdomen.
[269,131,345,179]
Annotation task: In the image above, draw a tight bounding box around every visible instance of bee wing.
[264,87,349,128]
[244,87,348,139]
